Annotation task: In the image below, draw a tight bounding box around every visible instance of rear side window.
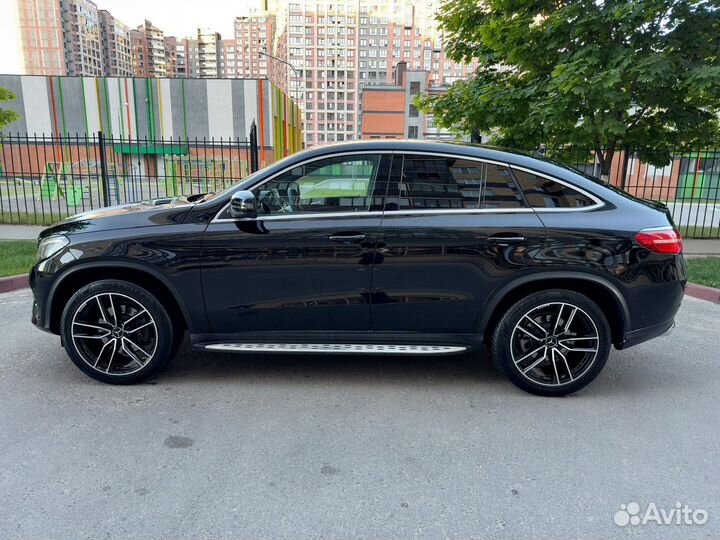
[385,155,526,210]
[512,168,596,208]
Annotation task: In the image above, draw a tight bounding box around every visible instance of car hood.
[39,197,193,239]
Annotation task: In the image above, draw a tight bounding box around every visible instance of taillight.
[634,227,683,254]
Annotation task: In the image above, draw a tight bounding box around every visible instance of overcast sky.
[98,0,258,38]
[0,0,260,74]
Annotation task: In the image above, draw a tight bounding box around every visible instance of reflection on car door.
[201,153,391,335]
[371,153,547,334]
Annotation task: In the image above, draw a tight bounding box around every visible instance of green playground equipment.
[677,152,720,200]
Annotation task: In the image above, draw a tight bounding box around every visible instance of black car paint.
[30,140,686,351]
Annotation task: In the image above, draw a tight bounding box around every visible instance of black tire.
[60,280,176,384]
[491,289,611,397]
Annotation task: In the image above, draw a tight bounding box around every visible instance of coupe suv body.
[30,141,686,395]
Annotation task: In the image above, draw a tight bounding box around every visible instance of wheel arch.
[47,262,193,335]
[479,272,631,348]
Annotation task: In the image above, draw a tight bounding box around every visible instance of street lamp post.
[259,50,300,105]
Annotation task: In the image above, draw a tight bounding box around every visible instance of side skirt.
[190,332,483,355]
[199,343,467,355]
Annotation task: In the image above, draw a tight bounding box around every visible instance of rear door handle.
[329,233,366,243]
[488,234,526,245]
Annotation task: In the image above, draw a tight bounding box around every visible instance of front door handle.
[329,233,366,243]
[488,234,526,245]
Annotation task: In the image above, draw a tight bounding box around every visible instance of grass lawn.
[0,240,37,278]
[686,257,720,289]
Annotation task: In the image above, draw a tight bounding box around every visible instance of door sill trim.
[200,343,467,355]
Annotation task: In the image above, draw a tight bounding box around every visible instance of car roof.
[295,140,580,180]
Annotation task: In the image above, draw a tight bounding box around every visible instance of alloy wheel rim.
[70,293,158,376]
[510,302,599,387]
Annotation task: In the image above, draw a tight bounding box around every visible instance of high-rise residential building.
[265,0,478,147]
[16,0,137,77]
[99,9,132,77]
[234,10,274,78]
[218,39,237,78]
[174,38,200,77]
[130,20,167,77]
[164,36,179,77]
[60,0,104,76]
[15,0,66,75]
[197,28,221,78]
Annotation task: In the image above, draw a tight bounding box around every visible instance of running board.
[201,343,467,355]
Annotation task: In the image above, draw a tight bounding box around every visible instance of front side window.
[253,155,385,216]
[386,155,526,210]
[512,168,596,208]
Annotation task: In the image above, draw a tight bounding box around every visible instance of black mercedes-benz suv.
[30,141,686,396]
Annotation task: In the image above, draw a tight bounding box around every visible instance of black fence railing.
[0,131,259,225]
[1,133,719,237]
[537,145,720,238]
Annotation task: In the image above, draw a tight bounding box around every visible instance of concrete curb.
[685,283,720,304]
[0,274,29,294]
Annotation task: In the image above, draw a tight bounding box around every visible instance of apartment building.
[196,29,221,78]
[233,10,274,78]
[15,0,66,75]
[60,0,104,76]
[166,31,225,79]
[131,20,167,77]
[267,0,477,147]
[218,39,237,78]
[164,36,179,77]
[99,9,132,77]
[361,61,461,141]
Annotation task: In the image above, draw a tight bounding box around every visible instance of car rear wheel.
[491,289,611,396]
[60,280,176,384]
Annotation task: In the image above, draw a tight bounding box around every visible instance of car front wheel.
[60,280,176,384]
[491,289,611,397]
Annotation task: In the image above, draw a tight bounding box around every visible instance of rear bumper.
[618,319,675,349]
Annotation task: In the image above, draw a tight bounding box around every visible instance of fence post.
[249,121,259,173]
[620,143,631,190]
[97,131,111,207]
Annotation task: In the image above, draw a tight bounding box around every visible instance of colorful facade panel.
[0,75,303,155]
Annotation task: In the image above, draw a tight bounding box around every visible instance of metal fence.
[1,133,719,237]
[0,129,259,225]
[527,145,720,238]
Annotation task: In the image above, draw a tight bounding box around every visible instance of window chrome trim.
[210,149,606,223]
[211,150,389,223]
[213,210,386,223]
[509,164,606,212]
[212,208,538,223]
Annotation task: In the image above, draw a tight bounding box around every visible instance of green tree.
[0,87,20,130]
[417,0,720,175]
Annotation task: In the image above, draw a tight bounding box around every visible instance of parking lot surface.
[0,288,718,539]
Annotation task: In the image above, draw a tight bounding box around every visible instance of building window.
[408,125,418,138]
[409,104,419,117]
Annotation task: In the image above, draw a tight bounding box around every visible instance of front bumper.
[30,265,55,334]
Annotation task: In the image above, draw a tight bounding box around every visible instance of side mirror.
[229,190,257,219]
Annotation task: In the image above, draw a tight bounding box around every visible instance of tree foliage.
[417,0,720,173]
[0,87,20,131]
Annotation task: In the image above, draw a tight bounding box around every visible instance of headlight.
[37,235,70,261]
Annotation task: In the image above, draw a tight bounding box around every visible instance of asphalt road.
[0,288,718,540]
